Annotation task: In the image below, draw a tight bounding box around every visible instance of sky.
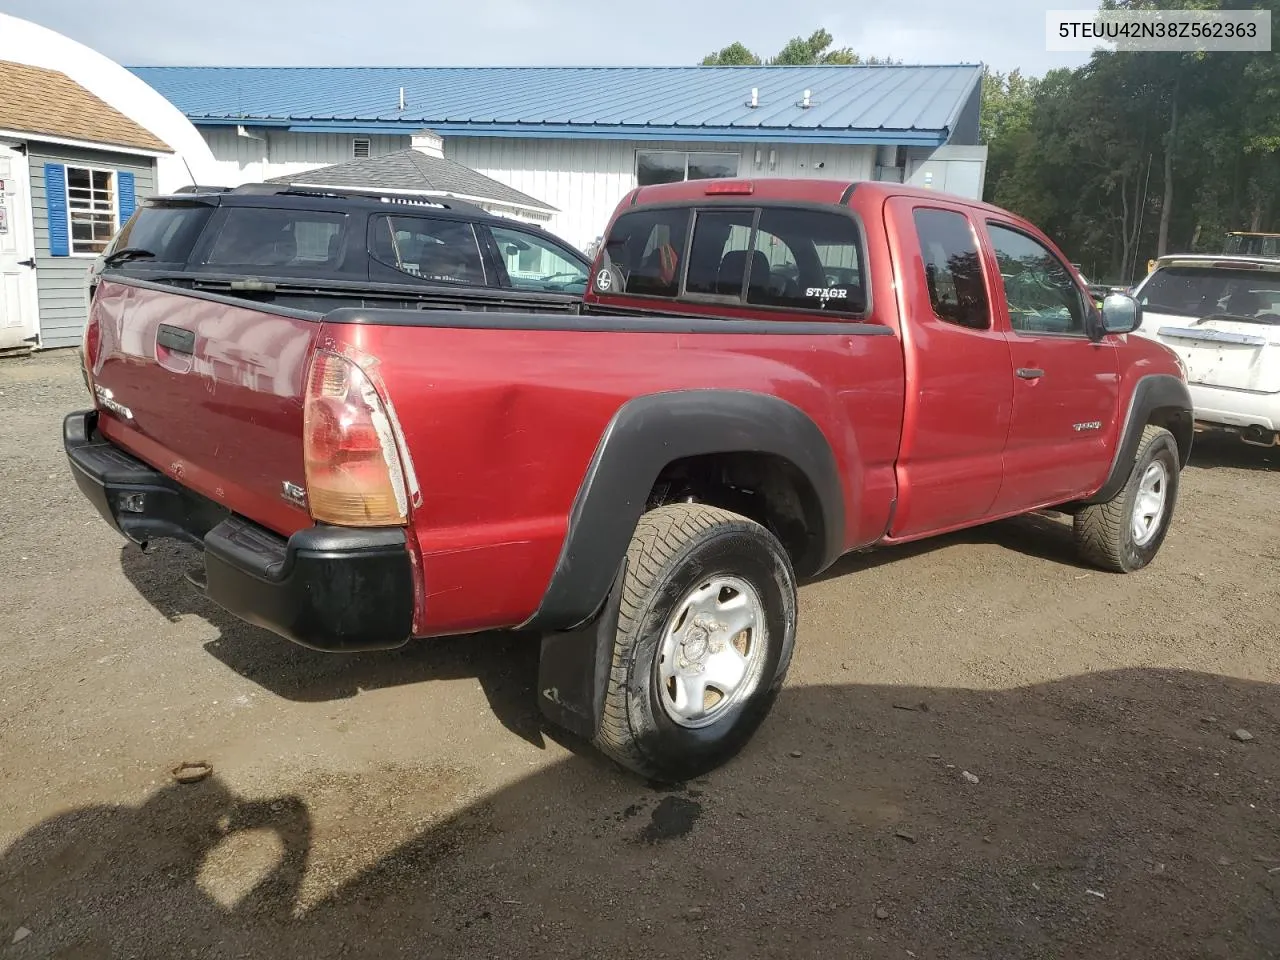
[0,0,1094,76]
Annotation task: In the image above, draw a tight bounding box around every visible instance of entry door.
[0,142,40,350]
[981,219,1120,511]
[885,199,1014,538]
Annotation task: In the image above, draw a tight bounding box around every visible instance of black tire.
[593,504,798,782]
[1074,425,1180,573]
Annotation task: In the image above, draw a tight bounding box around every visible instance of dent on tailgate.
[89,279,320,537]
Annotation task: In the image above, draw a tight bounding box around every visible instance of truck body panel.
[71,179,1190,652]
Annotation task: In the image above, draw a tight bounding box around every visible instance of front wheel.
[593,504,798,782]
[1073,424,1180,573]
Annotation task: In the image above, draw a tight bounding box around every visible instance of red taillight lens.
[303,351,408,527]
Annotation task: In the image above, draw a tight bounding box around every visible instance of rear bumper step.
[64,410,414,652]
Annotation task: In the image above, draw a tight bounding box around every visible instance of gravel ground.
[1,349,1278,959]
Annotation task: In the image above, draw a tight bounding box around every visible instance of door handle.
[1016,367,1045,380]
[157,323,196,355]
[17,258,35,269]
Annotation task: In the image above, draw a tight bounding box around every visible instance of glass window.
[636,151,739,187]
[204,207,349,270]
[66,167,117,256]
[599,207,691,298]
[489,225,588,293]
[912,209,990,330]
[1138,266,1280,320]
[109,203,212,265]
[685,209,756,298]
[687,153,739,181]
[748,208,866,313]
[368,215,486,285]
[987,222,1085,335]
[636,152,686,187]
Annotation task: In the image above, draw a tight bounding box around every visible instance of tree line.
[702,2,1280,284]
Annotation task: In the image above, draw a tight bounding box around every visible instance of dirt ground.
[1,348,1278,960]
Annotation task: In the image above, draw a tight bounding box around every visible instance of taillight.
[302,351,408,527]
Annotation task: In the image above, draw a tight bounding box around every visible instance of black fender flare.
[1080,373,1193,506]
[522,389,846,633]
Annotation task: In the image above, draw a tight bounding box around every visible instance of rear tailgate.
[86,277,320,536]
[1134,259,1280,393]
[1144,311,1280,392]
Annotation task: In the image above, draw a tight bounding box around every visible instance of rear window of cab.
[595,204,867,315]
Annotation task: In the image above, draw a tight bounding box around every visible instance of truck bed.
[82,273,907,638]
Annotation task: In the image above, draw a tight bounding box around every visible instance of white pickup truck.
[1131,254,1280,448]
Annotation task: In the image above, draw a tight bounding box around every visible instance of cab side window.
[986,222,1086,336]
[369,215,487,285]
[911,208,990,330]
[489,225,588,293]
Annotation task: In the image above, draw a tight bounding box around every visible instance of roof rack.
[227,182,493,217]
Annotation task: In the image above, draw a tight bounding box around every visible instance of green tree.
[699,29,897,66]
[700,42,762,66]
[771,29,860,65]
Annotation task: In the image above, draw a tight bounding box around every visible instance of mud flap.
[536,559,627,742]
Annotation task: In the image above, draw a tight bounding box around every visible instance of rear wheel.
[593,504,797,782]
[1074,425,1179,572]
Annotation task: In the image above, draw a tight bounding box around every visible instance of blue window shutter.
[117,171,136,223]
[44,163,69,257]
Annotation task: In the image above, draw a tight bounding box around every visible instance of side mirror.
[1101,293,1142,334]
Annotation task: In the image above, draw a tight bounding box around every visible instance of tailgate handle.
[1016,367,1045,380]
[157,324,195,355]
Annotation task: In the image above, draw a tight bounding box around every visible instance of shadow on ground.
[117,541,546,747]
[3,665,1278,959]
[1185,433,1280,473]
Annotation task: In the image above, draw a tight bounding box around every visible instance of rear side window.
[1138,266,1280,320]
[912,208,990,330]
[599,208,691,298]
[110,203,212,265]
[369,215,487,285]
[748,208,865,313]
[202,208,349,270]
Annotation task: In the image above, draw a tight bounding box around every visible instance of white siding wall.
[201,127,410,186]
[446,137,876,252]
[196,127,877,253]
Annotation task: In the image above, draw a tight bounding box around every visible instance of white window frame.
[634,150,740,185]
[65,164,118,258]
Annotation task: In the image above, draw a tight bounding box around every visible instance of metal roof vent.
[798,89,814,109]
[399,86,406,111]
[746,87,759,108]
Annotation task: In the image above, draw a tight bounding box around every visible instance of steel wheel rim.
[656,575,769,729]
[1131,459,1169,547]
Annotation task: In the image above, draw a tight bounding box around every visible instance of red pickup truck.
[67,178,1192,781]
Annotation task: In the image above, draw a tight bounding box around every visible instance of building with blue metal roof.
[131,64,988,251]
